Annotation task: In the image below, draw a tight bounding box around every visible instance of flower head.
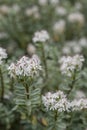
[53,20,66,34]
[62,41,82,54]
[8,55,42,78]
[27,44,36,56]
[55,6,67,16]
[59,55,84,77]
[33,30,50,43]
[70,98,87,111]
[0,47,7,65]
[68,12,85,25]
[38,0,48,6]
[25,6,40,19]
[42,90,70,112]
[50,0,59,5]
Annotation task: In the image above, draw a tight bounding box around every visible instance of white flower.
[27,44,36,55]
[11,4,20,13]
[75,90,86,99]
[70,98,87,111]
[79,37,87,47]
[42,90,70,112]
[59,55,84,77]
[55,6,67,16]
[75,2,82,10]
[68,12,85,25]
[0,32,8,39]
[62,41,82,54]
[8,63,16,78]
[25,6,40,19]
[8,55,42,78]
[0,47,7,65]
[0,5,10,14]
[50,0,59,5]
[33,30,50,43]
[38,0,48,6]
[53,20,66,34]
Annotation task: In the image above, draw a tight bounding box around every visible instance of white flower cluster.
[27,44,36,56]
[42,90,87,112]
[70,99,87,111]
[11,4,20,13]
[50,0,59,5]
[62,41,82,54]
[42,90,70,112]
[0,32,8,39]
[0,4,20,14]
[33,30,50,43]
[59,55,84,77]
[75,2,82,11]
[75,90,86,99]
[0,47,7,65]
[62,38,87,55]
[53,20,66,34]
[8,55,42,78]
[25,6,40,19]
[79,37,87,47]
[0,5,10,14]
[68,12,85,26]
[55,6,67,16]
[38,0,59,6]
[38,0,48,6]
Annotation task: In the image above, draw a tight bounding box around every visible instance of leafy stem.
[22,79,29,100]
[67,71,77,97]
[0,68,4,101]
[25,83,29,99]
[41,43,48,80]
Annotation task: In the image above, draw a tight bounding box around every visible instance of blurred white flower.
[75,90,86,99]
[53,20,66,34]
[42,90,70,112]
[68,12,85,25]
[33,30,50,43]
[0,5,10,14]
[12,4,20,13]
[59,55,84,77]
[62,41,82,54]
[8,63,16,78]
[27,44,36,56]
[38,0,48,6]
[50,0,59,5]
[25,6,40,19]
[70,98,87,111]
[75,2,82,10]
[0,32,8,39]
[79,37,87,47]
[55,6,67,16]
[8,55,42,78]
[0,47,7,65]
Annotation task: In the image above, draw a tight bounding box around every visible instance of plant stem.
[67,73,76,97]
[0,68,4,101]
[25,83,29,99]
[66,72,77,130]
[10,78,14,92]
[41,43,48,80]
[66,112,73,130]
[52,111,58,130]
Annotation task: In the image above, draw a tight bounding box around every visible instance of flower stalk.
[41,43,48,80]
[25,83,29,99]
[0,68,4,101]
[67,72,77,97]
